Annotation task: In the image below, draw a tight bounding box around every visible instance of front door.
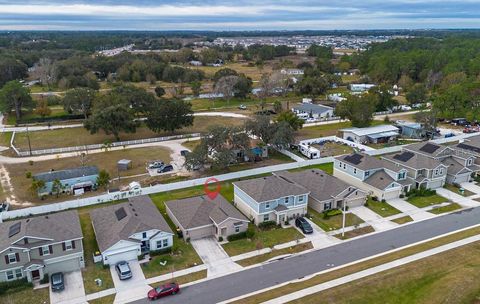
[279,214,285,223]
[221,227,227,236]
[31,270,40,280]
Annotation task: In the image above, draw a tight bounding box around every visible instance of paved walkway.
[349,206,398,231]
[460,182,480,195]
[50,270,86,304]
[260,233,480,304]
[190,237,242,277]
[436,188,480,208]
[110,261,151,304]
[387,198,435,221]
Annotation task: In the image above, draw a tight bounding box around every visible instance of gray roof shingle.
[364,170,397,190]
[383,152,444,170]
[336,153,402,172]
[233,175,309,203]
[165,195,248,229]
[34,166,99,183]
[90,196,172,252]
[0,210,83,252]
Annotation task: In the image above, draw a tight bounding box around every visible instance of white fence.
[299,136,375,152]
[0,157,334,221]
[11,133,201,157]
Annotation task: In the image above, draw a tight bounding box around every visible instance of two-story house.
[382,151,448,189]
[233,175,310,225]
[334,153,408,200]
[273,169,368,213]
[0,210,84,282]
[404,142,478,184]
[91,196,173,265]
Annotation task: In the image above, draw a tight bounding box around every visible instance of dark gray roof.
[34,166,99,183]
[364,170,397,190]
[337,153,402,172]
[90,196,172,252]
[275,169,361,202]
[292,103,333,114]
[233,175,309,203]
[441,157,472,175]
[404,142,449,157]
[0,210,83,252]
[383,152,444,170]
[165,195,248,229]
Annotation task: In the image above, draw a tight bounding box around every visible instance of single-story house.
[165,195,249,241]
[349,83,375,92]
[0,210,84,282]
[292,103,334,119]
[33,166,99,196]
[395,122,427,139]
[233,175,310,225]
[90,196,173,265]
[341,125,400,144]
[281,68,304,75]
[274,169,367,212]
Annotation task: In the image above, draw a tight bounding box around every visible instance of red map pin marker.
[204,177,221,200]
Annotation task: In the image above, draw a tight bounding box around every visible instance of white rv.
[299,143,320,159]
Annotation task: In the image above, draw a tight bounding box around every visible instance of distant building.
[189,60,202,66]
[341,125,400,144]
[291,103,334,120]
[395,121,427,139]
[33,166,99,196]
[281,68,304,76]
[349,83,376,92]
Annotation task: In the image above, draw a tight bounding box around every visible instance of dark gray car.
[51,272,64,292]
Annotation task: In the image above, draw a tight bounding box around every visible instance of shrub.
[245,226,256,238]
[218,236,223,242]
[364,201,369,207]
[381,199,386,203]
[0,278,32,295]
[406,188,436,198]
[399,194,405,198]
[25,171,32,178]
[40,274,49,284]
[258,220,277,230]
[371,196,378,201]
[227,232,247,242]
[149,247,172,257]
[28,160,34,166]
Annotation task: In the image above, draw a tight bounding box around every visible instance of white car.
[306,118,317,123]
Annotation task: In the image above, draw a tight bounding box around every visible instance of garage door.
[105,249,138,265]
[383,190,401,200]
[346,197,366,208]
[45,257,81,274]
[186,226,214,240]
[454,174,470,184]
[428,179,444,189]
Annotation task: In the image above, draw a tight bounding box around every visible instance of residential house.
[0,210,84,282]
[404,142,478,184]
[349,83,375,92]
[280,68,304,75]
[90,196,173,265]
[233,175,309,225]
[274,169,367,212]
[165,195,249,241]
[395,121,427,139]
[34,166,99,196]
[291,103,334,120]
[341,125,400,144]
[382,151,447,189]
[334,153,408,200]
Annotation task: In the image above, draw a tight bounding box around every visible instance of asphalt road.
[133,207,480,304]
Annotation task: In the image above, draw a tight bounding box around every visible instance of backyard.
[306,208,365,232]
[295,121,385,141]
[288,162,333,175]
[407,194,449,208]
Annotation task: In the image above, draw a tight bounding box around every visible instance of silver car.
[115,261,132,280]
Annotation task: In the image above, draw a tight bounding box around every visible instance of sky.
[0,0,479,31]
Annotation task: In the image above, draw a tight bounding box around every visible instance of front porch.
[24,260,45,282]
[273,205,306,225]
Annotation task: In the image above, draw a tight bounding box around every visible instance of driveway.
[49,270,86,304]
[295,218,340,249]
[436,187,480,208]
[190,237,242,277]
[387,198,435,221]
[110,260,151,304]
[349,206,398,231]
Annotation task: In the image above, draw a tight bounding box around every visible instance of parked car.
[295,217,313,234]
[148,161,164,169]
[50,272,65,292]
[238,104,247,110]
[180,150,190,157]
[148,283,180,300]
[0,202,9,212]
[115,261,132,280]
[157,164,174,173]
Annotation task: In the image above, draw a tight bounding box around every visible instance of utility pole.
[26,125,32,156]
[341,202,346,238]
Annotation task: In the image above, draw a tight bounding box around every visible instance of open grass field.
[407,194,449,208]
[306,208,364,232]
[5,146,171,204]
[6,106,69,125]
[189,62,273,82]
[232,224,480,304]
[365,198,401,217]
[295,121,385,141]
[290,241,480,304]
[222,225,304,257]
[13,116,246,150]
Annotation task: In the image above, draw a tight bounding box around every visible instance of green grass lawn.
[334,226,375,240]
[392,216,414,224]
[407,194,449,208]
[141,236,203,278]
[429,203,462,215]
[288,162,333,175]
[295,121,385,141]
[365,198,401,217]
[87,294,116,304]
[305,208,364,232]
[444,183,475,197]
[237,242,313,267]
[78,213,114,295]
[1,285,49,304]
[222,225,304,257]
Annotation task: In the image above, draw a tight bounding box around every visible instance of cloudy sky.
[0,0,479,30]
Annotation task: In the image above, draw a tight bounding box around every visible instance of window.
[162,239,168,248]
[156,239,169,249]
[64,241,73,251]
[435,169,439,175]
[298,195,304,203]
[263,214,269,221]
[14,269,22,279]
[323,202,332,210]
[7,253,17,264]
[142,232,147,239]
[285,197,290,204]
[41,246,50,256]
[338,162,342,167]
[398,172,406,180]
[468,159,473,165]
[343,164,346,169]
[265,202,270,209]
[440,169,444,174]
[365,171,370,177]
[353,168,357,174]
[235,226,240,233]
[6,270,14,281]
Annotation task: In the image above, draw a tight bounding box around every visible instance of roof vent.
[129,203,133,206]
[132,208,136,212]
[26,219,30,223]
[134,213,138,217]
[45,215,49,219]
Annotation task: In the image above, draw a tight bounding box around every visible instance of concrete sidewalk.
[436,187,480,208]
[191,237,242,277]
[387,198,435,221]
[260,234,480,304]
[349,206,398,231]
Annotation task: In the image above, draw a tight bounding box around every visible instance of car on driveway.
[115,261,132,280]
[148,161,164,170]
[148,282,180,300]
[295,217,313,234]
[50,272,65,292]
[157,164,174,173]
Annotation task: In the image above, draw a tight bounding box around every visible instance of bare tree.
[30,58,56,86]
[214,75,239,104]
